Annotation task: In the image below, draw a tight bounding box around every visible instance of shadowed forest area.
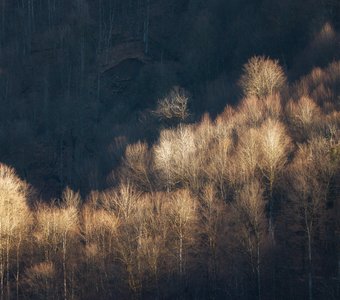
[0,0,340,299]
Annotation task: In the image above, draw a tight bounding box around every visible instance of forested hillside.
[0,0,339,299]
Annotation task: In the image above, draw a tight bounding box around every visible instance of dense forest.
[0,0,339,299]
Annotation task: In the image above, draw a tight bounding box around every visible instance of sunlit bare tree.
[233,179,267,300]
[154,86,190,121]
[122,141,153,191]
[35,191,79,300]
[257,118,293,241]
[0,163,32,300]
[287,137,339,300]
[166,189,197,280]
[239,56,286,99]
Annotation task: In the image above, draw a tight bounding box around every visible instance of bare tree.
[0,163,32,300]
[122,142,153,191]
[205,134,234,198]
[239,56,286,99]
[134,194,169,297]
[101,183,141,220]
[233,179,267,300]
[111,191,167,297]
[35,198,79,300]
[153,86,190,122]
[153,125,203,191]
[287,137,338,300]
[286,96,323,141]
[100,184,144,297]
[81,201,119,298]
[166,189,197,280]
[198,184,227,292]
[263,94,283,120]
[236,127,261,184]
[238,97,266,127]
[257,118,293,241]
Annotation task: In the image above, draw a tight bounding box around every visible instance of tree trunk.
[0,250,3,300]
[6,235,10,299]
[179,232,183,277]
[307,229,313,300]
[257,240,261,300]
[16,236,22,300]
[268,175,275,243]
[63,234,67,300]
